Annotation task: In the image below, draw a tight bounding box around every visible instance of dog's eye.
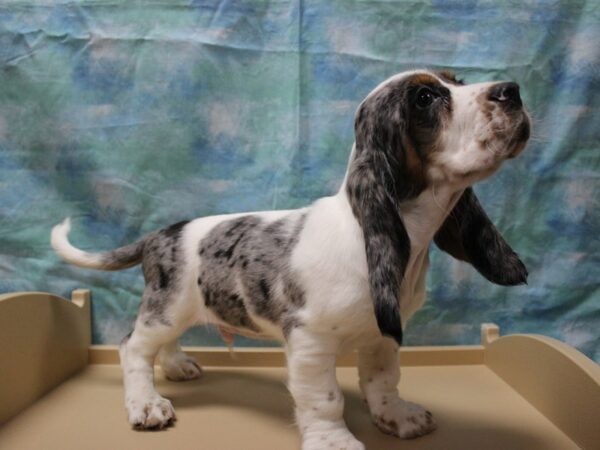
[416,88,435,108]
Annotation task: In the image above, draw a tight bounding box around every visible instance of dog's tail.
[51,218,145,271]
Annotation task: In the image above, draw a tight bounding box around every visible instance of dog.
[51,69,530,449]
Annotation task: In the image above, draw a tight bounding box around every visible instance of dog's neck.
[398,185,464,251]
[338,144,464,250]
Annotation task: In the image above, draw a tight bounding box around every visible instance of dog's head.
[349,70,530,193]
[346,69,530,344]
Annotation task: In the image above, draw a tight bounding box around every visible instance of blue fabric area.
[0,1,598,361]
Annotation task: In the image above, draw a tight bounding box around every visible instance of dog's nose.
[488,82,522,108]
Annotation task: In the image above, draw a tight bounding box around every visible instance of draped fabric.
[0,1,598,361]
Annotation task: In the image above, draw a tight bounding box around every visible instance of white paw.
[126,394,176,429]
[372,400,436,439]
[160,352,203,381]
[302,427,365,450]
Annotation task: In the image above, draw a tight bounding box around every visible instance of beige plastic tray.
[0,290,598,450]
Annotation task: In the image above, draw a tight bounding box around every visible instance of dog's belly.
[188,285,287,344]
[216,324,278,344]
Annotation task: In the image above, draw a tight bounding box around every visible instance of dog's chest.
[398,246,429,322]
[397,188,464,320]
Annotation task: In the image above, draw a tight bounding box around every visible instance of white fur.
[51,218,105,269]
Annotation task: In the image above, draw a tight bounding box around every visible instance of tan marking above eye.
[407,73,442,87]
[437,70,464,85]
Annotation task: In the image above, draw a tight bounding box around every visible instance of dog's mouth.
[481,109,531,161]
[506,113,531,159]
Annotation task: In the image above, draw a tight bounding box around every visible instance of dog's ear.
[345,93,427,345]
[434,187,528,285]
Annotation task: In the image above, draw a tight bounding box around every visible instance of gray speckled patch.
[139,220,189,325]
[198,212,307,336]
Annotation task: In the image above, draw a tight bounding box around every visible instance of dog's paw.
[372,400,436,439]
[302,427,365,450]
[160,352,203,382]
[126,395,176,430]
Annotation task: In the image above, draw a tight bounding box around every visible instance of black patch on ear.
[362,192,410,345]
[346,81,429,345]
[434,187,528,285]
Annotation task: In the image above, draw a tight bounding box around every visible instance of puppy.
[51,69,530,449]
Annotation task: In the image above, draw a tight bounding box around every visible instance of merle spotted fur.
[346,80,425,346]
[138,220,189,325]
[197,212,307,335]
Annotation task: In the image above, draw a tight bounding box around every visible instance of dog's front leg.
[358,337,436,439]
[287,329,365,450]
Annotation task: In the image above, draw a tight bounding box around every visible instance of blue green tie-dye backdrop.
[1,1,598,361]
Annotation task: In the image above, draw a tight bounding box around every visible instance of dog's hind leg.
[158,339,203,381]
[119,317,184,429]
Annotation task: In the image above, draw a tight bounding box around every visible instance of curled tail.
[51,218,145,271]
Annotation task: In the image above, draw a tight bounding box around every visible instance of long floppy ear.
[345,92,426,345]
[434,187,528,285]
